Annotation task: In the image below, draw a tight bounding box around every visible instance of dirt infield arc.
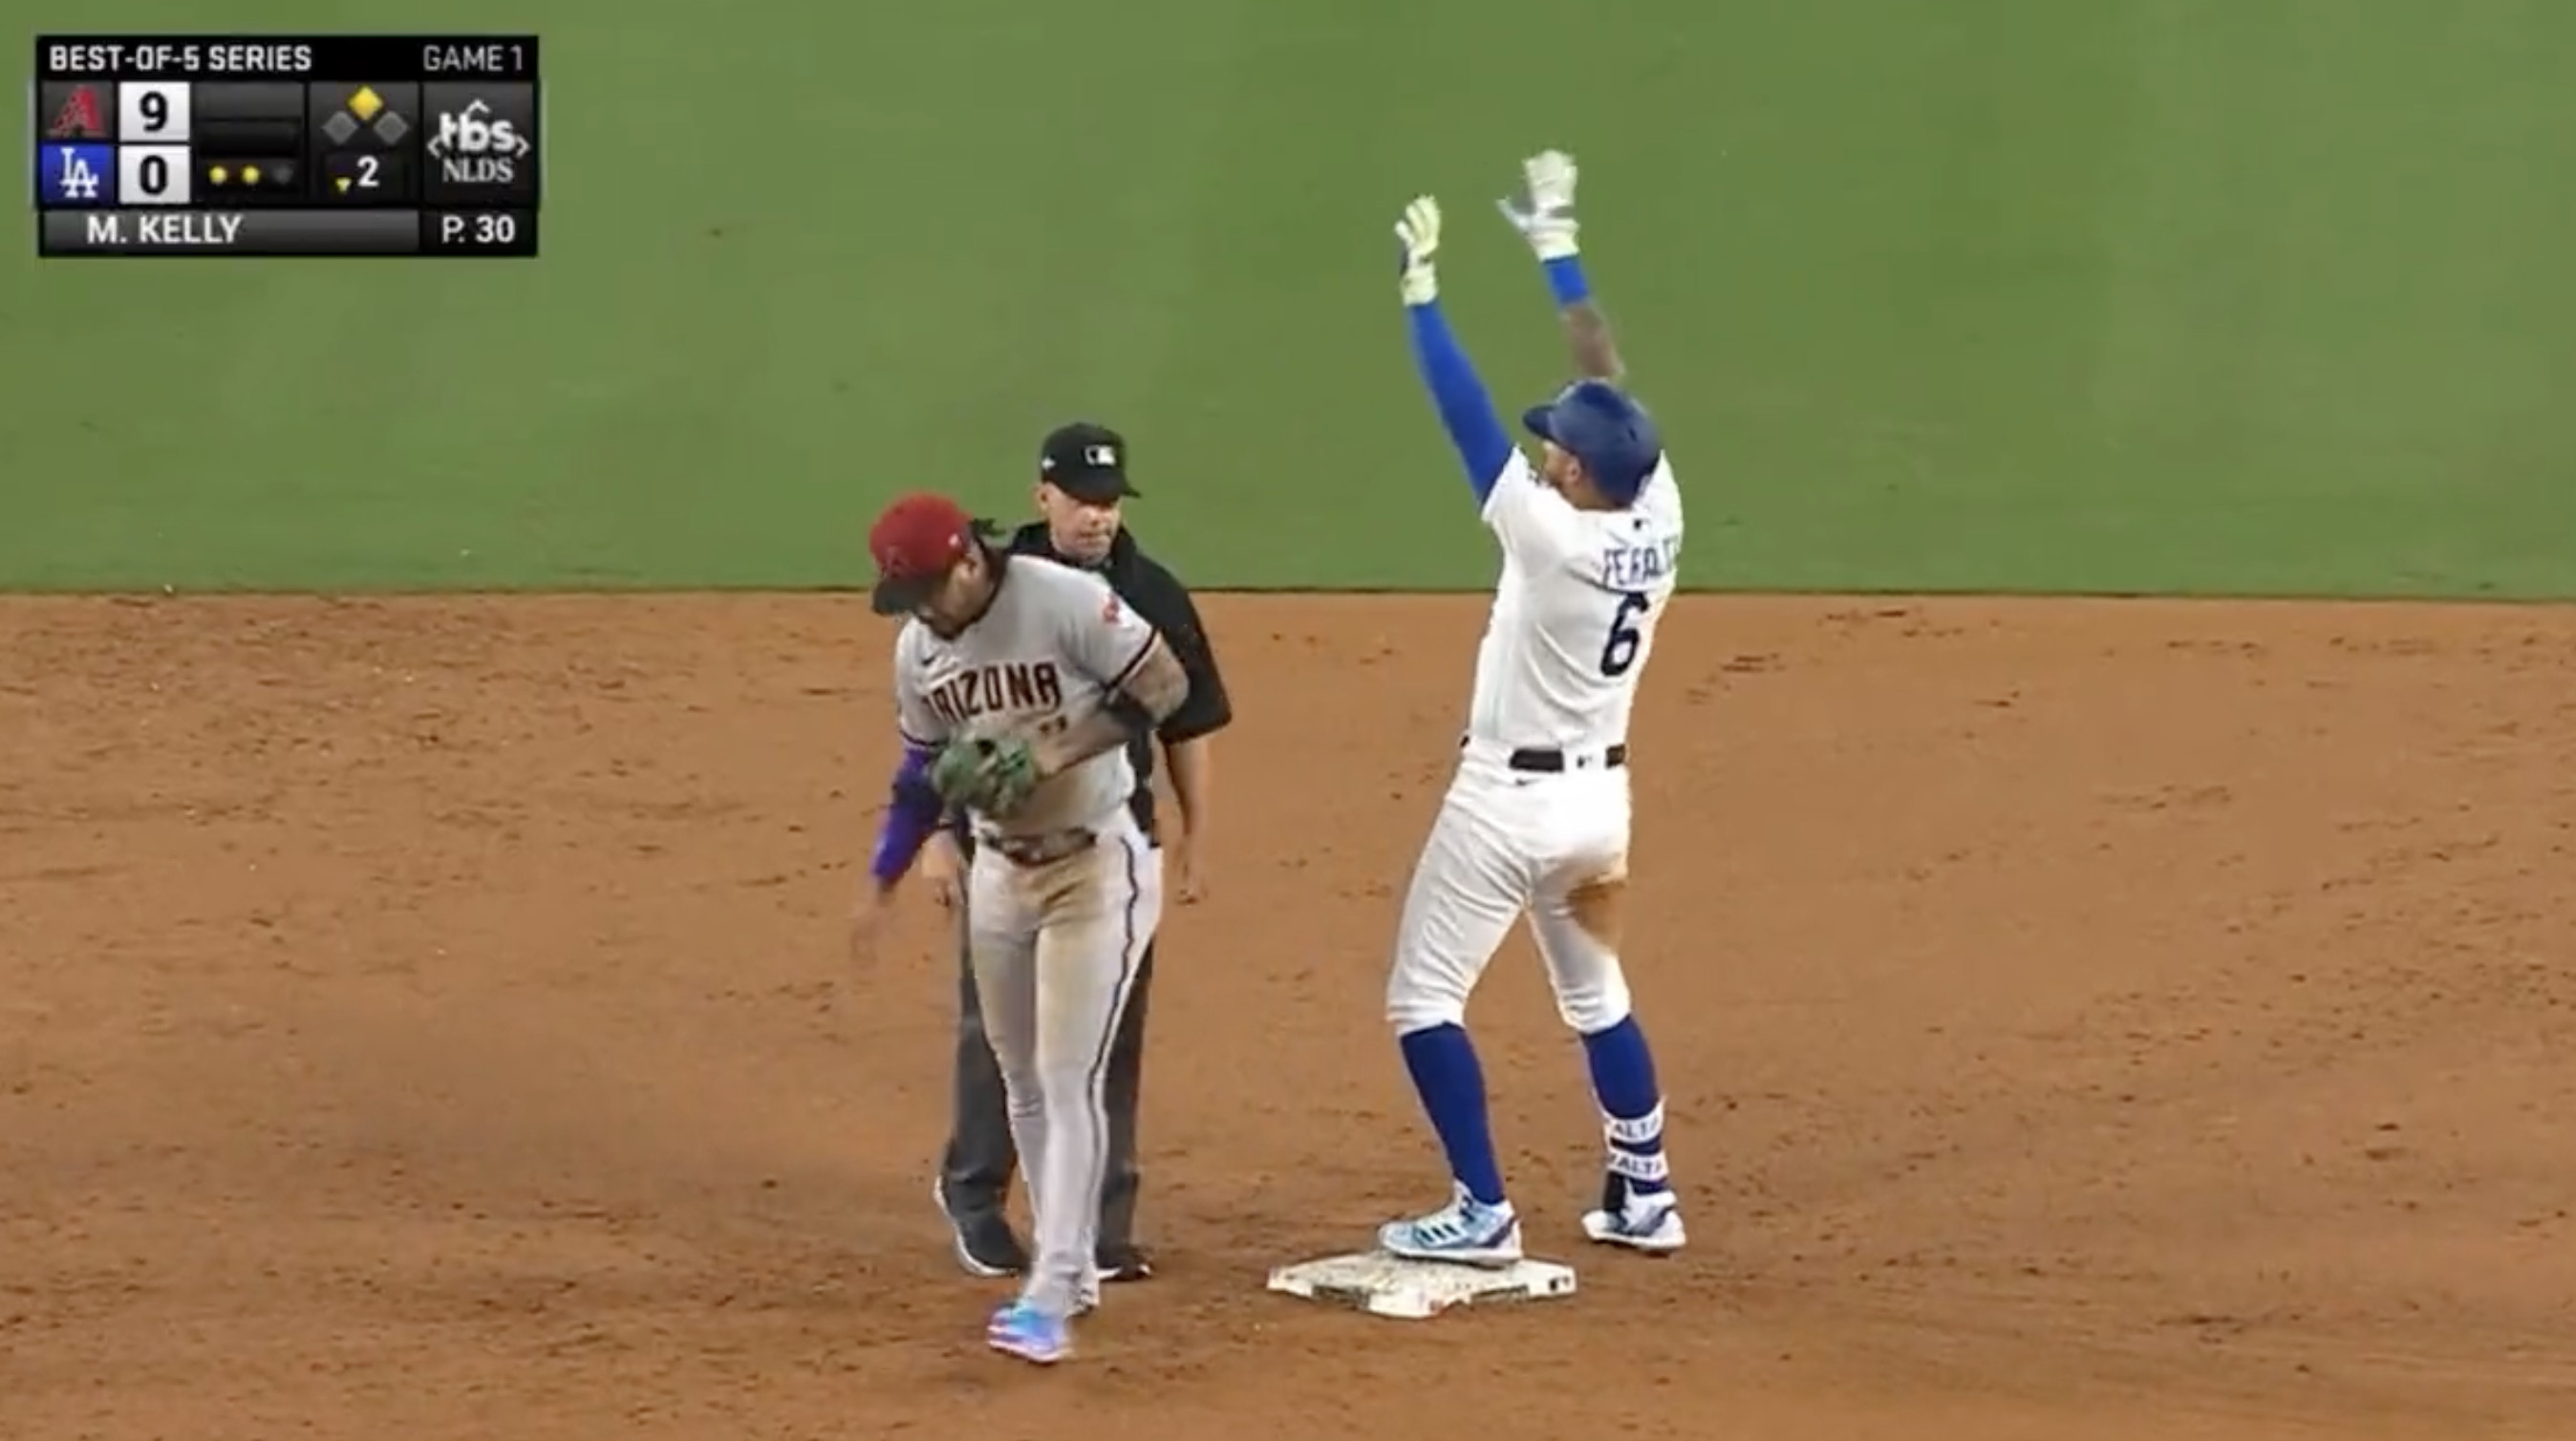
[4,593,2572,1440]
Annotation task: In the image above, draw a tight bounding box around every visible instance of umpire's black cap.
[1039,422,1137,502]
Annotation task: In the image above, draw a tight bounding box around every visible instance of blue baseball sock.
[1399,1022,1507,1207]
[1581,1015,1670,1196]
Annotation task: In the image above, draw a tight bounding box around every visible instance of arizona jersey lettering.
[893,556,1161,836]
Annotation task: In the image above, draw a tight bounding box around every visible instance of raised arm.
[1552,269,1623,383]
[1393,197,1514,503]
[1498,149,1624,382]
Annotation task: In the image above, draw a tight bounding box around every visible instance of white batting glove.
[1394,195,1441,306]
[1496,149,1579,261]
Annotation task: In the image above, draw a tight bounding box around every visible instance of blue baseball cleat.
[986,1299,1071,1365]
[1378,1184,1524,1266]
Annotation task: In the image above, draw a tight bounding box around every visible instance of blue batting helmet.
[1521,380,1663,505]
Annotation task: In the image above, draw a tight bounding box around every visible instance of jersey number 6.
[1599,590,1650,677]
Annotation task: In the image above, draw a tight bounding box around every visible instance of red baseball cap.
[869,492,977,614]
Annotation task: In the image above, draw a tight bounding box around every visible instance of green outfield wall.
[5,0,2571,596]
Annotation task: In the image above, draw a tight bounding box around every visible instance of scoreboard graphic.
[32,34,541,258]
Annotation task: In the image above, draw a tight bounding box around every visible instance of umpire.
[924,421,1232,1284]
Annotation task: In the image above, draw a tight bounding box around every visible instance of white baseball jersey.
[892,555,1161,837]
[1464,450,1685,750]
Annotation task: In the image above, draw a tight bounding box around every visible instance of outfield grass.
[5,0,2571,594]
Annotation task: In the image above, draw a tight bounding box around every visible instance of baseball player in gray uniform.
[848,490,1191,1366]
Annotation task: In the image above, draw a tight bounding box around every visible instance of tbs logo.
[427,99,529,184]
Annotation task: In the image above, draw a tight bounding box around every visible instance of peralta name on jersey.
[1599,536,1683,590]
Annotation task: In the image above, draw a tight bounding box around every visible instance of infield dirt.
[4,593,2572,1440]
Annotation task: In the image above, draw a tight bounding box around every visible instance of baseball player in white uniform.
[850,492,1191,1364]
[1373,152,1688,1265]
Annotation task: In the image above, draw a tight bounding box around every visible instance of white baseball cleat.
[1378,1184,1525,1267]
[1581,1183,1686,1253]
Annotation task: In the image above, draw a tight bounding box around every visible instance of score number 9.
[120,82,190,142]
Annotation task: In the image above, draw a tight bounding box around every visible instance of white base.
[1265,1250,1578,1320]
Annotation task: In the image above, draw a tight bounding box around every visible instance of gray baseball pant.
[940,920,1153,1253]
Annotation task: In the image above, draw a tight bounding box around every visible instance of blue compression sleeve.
[1543,254,1591,307]
[869,745,944,885]
[1406,301,1513,503]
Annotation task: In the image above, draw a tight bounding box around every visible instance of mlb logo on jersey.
[36,144,116,207]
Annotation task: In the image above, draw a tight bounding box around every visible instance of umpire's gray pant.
[939,896,1153,1253]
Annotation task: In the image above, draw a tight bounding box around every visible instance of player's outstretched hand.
[1395,195,1441,306]
[1497,149,1579,261]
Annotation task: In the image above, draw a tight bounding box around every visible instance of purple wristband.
[869,747,944,884]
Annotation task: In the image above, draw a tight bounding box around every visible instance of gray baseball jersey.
[891,551,1167,1325]
[892,555,1160,839]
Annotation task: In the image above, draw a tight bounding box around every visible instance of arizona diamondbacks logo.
[54,146,101,202]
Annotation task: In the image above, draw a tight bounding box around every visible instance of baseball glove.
[930,734,1041,815]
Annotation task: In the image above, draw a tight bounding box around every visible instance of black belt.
[1462,737,1629,772]
[980,828,1096,867]
[1511,744,1625,772]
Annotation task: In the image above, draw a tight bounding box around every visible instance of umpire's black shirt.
[965,522,1232,844]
